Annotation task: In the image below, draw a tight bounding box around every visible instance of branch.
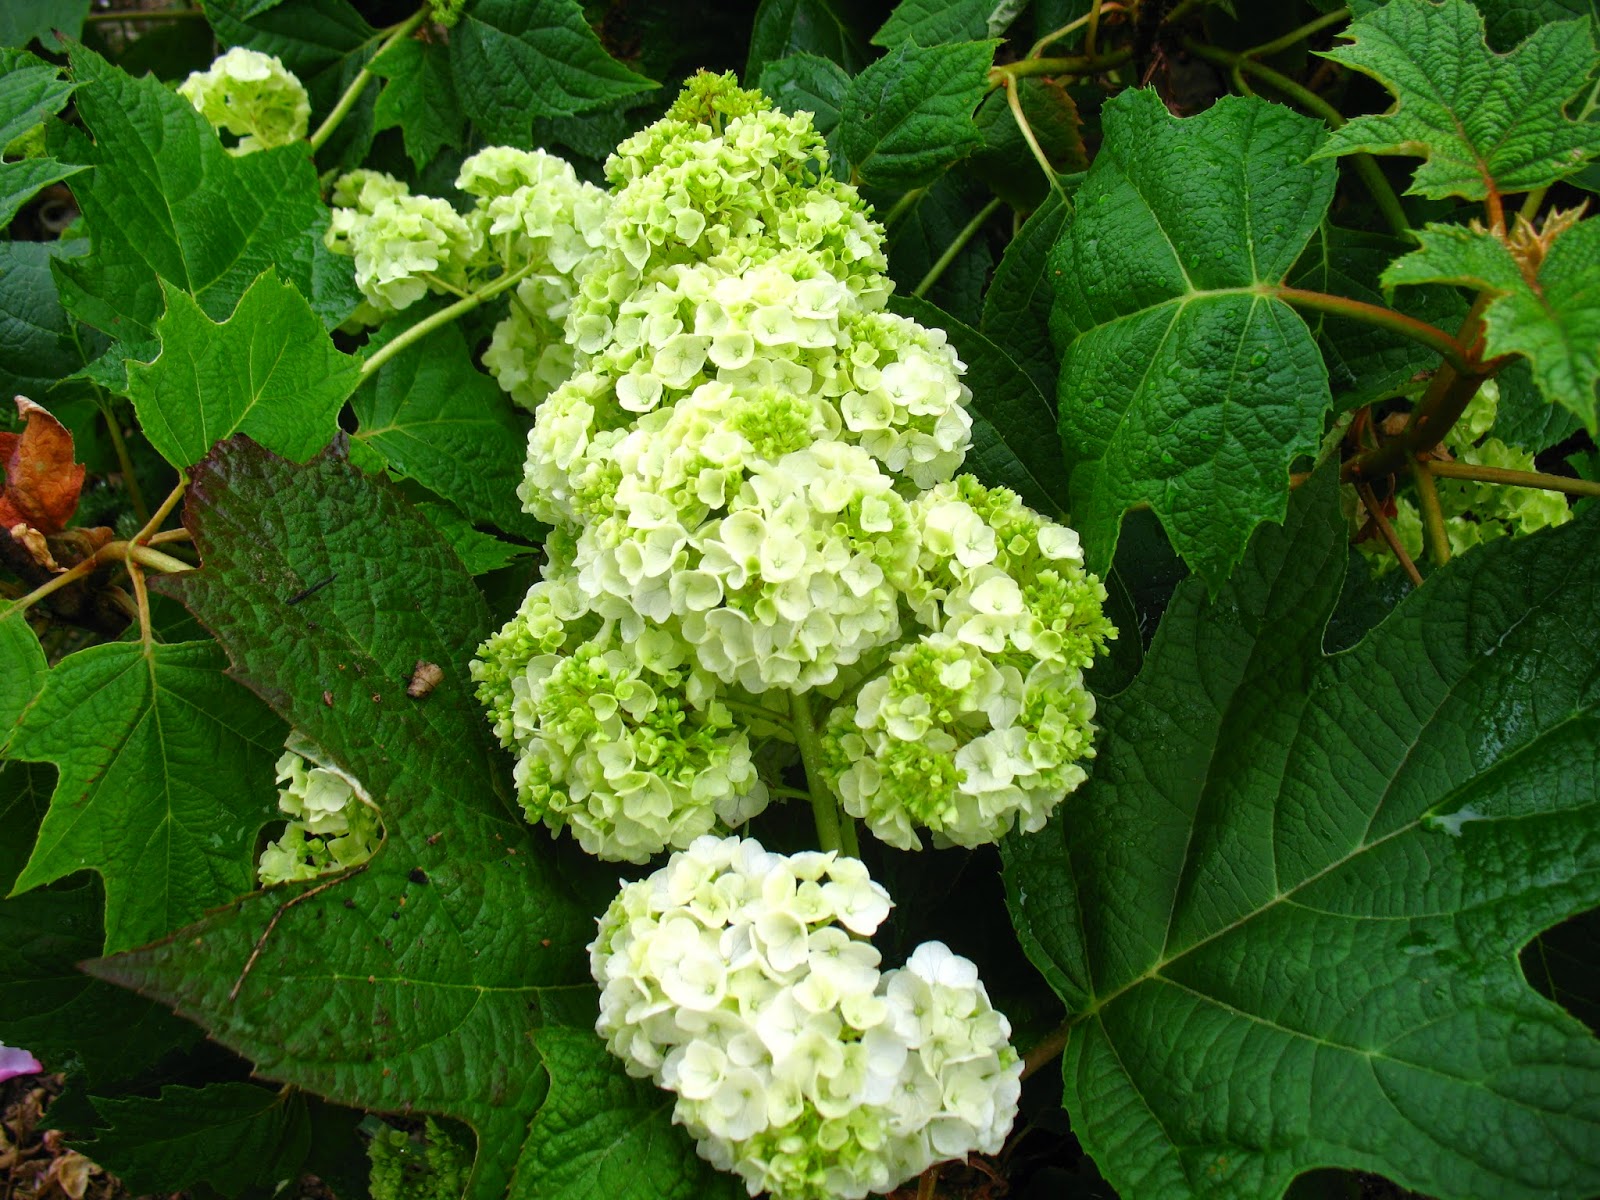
[990,47,1133,85]
[1356,482,1424,587]
[1427,460,1600,498]
[1410,460,1451,567]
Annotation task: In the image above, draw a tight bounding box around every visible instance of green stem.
[991,47,1133,84]
[1410,459,1451,567]
[3,539,190,618]
[1003,74,1069,202]
[1272,287,1471,372]
[791,690,844,856]
[1244,7,1350,60]
[882,188,926,228]
[914,197,1003,299]
[1028,11,1094,58]
[360,263,535,377]
[1185,39,1409,236]
[1356,481,1424,587]
[1427,460,1600,498]
[308,9,426,154]
[97,395,149,526]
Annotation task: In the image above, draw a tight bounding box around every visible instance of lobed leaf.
[838,38,997,190]
[1005,469,1600,1200]
[744,0,870,80]
[758,51,851,138]
[871,0,1010,48]
[449,0,656,148]
[1050,88,1335,587]
[8,639,285,953]
[1382,219,1600,428]
[127,274,361,469]
[1315,0,1600,201]
[352,322,542,538]
[89,439,728,1200]
[0,61,82,227]
[371,35,465,172]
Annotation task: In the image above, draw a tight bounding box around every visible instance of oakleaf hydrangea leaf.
[745,0,870,79]
[127,274,361,469]
[352,322,542,539]
[52,45,337,351]
[758,52,851,138]
[983,187,1070,397]
[8,640,285,953]
[0,609,45,748]
[838,38,997,189]
[1383,219,1600,428]
[1005,469,1600,1200]
[449,0,656,147]
[1314,0,1600,201]
[370,35,464,172]
[1050,88,1335,587]
[83,1083,310,1196]
[871,0,1008,47]
[89,440,733,1200]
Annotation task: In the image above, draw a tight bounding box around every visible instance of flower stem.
[1003,74,1069,202]
[1427,460,1600,497]
[914,197,1003,299]
[1243,7,1350,60]
[1271,287,1471,373]
[97,395,149,526]
[791,690,843,856]
[1356,482,1424,587]
[308,9,427,154]
[360,263,536,377]
[1410,459,1451,567]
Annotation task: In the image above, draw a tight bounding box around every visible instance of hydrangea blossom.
[323,147,608,380]
[258,734,381,885]
[178,47,310,154]
[475,72,1113,861]
[590,836,1021,1200]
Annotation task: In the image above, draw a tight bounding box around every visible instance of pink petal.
[0,1044,42,1082]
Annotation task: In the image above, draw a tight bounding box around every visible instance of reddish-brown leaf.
[0,398,86,536]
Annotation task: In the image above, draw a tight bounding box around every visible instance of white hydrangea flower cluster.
[179,47,310,155]
[476,72,1114,860]
[591,836,1021,1200]
[258,734,381,885]
[324,147,608,395]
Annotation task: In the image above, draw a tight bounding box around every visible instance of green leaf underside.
[1289,224,1468,410]
[352,321,542,538]
[85,1083,310,1195]
[91,440,722,1200]
[838,39,997,190]
[7,640,284,954]
[744,0,870,80]
[371,35,465,172]
[448,0,656,147]
[982,186,1071,397]
[1004,469,1600,1200]
[52,46,335,349]
[1315,0,1600,201]
[127,274,361,469]
[1050,88,1335,587]
[1383,220,1600,428]
[891,293,1070,517]
[758,52,851,138]
[872,0,998,48]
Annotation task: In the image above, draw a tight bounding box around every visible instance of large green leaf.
[1382,219,1599,429]
[1004,469,1600,1200]
[0,240,100,400]
[0,0,89,47]
[52,46,335,350]
[838,38,997,190]
[8,640,284,953]
[1473,0,1600,49]
[83,1083,311,1196]
[352,322,541,538]
[0,607,45,748]
[871,0,1012,47]
[982,186,1071,397]
[127,274,361,469]
[449,0,656,148]
[89,439,735,1200]
[1315,0,1600,201]
[371,34,465,172]
[744,0,870,80]
[758,52,851,139]
[891,294,1070,517]
[1050,88,1335,586]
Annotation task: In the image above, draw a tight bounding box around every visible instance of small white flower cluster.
[179,47,311,154]
[591,836,1021,1200]
[324,148,608,400]
[258,734,381,885]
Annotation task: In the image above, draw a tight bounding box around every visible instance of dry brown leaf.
[0,397,87,536]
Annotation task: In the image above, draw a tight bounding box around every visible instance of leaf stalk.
[1271,287,1471,373]
[914,197,1004,299]
[1356,482,1425,587]
[1410,459,1451,567]
[1426,460,1600,497]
